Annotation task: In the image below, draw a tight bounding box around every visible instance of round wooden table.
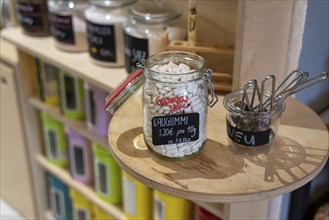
[108,92,328,202]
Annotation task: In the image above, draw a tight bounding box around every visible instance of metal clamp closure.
[136,59,146,69]
[202,69,218,107]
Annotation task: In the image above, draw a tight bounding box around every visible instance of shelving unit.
[29,98,108,148]
[1,28,127,92]
[1,1,324,219]
[36,155,125,219]
[1,27,128,219]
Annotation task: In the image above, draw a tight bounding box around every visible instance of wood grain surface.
[108,93,328,203]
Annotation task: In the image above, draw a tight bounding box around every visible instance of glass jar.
[142,51,218,158]
[16,0,50,36]
[84,0,137,67]
[123,1,182,73]
[105,51,218,159]
[48,0,89,52]
[223,89,285,156]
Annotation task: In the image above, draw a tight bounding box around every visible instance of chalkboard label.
[50,13,75,44]
[124,32,148,73]
[226,120,271,146]
[17,2,44,32]
[87,21,116,62]
[152,113,199,145]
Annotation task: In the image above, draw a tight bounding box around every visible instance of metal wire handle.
[202,69,218,107]
[244,69,328,112]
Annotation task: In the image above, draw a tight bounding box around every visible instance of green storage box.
[92,143,122,204]
[41,112,67,168]
[59,70,85,120]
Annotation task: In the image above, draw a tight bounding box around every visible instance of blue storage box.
[48,174,72,220]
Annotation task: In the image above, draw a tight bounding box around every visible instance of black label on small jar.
[86,21,116,62]
[17,2,44,32]
[226,120,271,146]
[124,32,148,73]
[152,113,199,145]
[50,13,75,44]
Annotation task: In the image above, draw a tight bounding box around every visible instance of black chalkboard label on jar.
[226,121,271,146]
[17,2,44,32]
[50,13,75,45]
[152,113,199,146]
[86,21,116,62]
[123,32,148,73]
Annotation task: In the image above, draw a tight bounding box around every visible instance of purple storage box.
[65,126,94,185]
[84,82,112,137]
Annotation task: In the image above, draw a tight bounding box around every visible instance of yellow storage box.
[69,189,94,220]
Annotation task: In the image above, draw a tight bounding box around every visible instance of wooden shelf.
[36,154,126,220]
[108,93,329,203]
[29,98,108,148]
[1,27,127,92]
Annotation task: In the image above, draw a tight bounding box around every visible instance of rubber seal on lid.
[105,69,144,114]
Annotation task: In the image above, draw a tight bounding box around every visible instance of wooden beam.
[233,0,307,89]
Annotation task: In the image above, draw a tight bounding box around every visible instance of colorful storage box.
[66,126,93,185]
[153,190,193,220]
[122,171,152,220]
[48,174,72,220]
[84,82,112,137]
[35,58,45,101]
[69,189,94,220]
[41,112,67,168]
[59,70,85,119]
[93,205,113,220]
[41,61,60,106]
[195,206,222,220]
[92,143,122,204]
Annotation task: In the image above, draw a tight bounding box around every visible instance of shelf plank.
[108,94,329,203]
[1,27,127,92]
[29,98,109,148]
[36,154,126,220]
[167,40,234,55]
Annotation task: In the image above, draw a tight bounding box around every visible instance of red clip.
[104,69,143,109]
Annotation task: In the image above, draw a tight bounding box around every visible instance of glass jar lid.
[90,0,137,8]
[129,1,182,24]
[105,68,144,114]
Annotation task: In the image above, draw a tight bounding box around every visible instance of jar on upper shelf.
[123,1,184,74]
[16,0,50,36]
[48,0,89,52]
[84,0,137,67]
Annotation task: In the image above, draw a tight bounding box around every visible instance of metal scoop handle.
[271,71,328,109]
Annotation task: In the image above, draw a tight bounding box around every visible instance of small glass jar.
[16,0,50,36]
[105,51,218,159]
[84,0,137,67]
[123,1,182,73]
[48,0,89,52]
[223,89,285,156]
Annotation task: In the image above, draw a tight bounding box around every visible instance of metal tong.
[239,69,328,113]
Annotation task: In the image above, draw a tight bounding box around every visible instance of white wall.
[296,0,329,114]
[296,0,329,209]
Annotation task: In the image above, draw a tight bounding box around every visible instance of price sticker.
[151,113,199,145]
